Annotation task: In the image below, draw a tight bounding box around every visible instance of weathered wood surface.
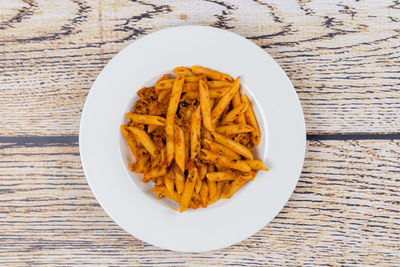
[0,140,399,265]
[1,0,400,265]
[1,0,400,136]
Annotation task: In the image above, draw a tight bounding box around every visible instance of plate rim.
[79,25,306,252]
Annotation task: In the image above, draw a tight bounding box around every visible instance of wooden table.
[1,0,399,265]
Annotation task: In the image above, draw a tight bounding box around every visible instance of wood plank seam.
[1,134,400,148]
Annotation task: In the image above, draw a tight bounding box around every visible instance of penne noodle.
[125,113,166,126]
[129,155,149,174]
[164,173,175,194]
[199,165,208,180]
[199,79,214,131]
[206,172,253,181]
[200,181,209,207]
[174,164,185,194]
[190,191,202,209]
[207,80,233,88]
[241,94,261,145]
[152,186,180,203]
[221,102,248,125]
[202,125,212,143]
[207,178,217,201]
[208,180,223,205]
[179,166,198,212]
[155,78,175,90]
[143,167,167,183]
[209,98,215,110]
[183,87,230,100]
[210,87,230,98]
[205,139,241,159]
[127,126,157,157]
[195,178,202,194]
[184,125,190,163]
[174,125,185,171]
[220,178,248,199]
[211,77,240,126]
[211,131,253,160]
[173,66,194,76]
[160,146,167,165]
[198,149,251,172]
[191,65,234,82]
[216,124,254,135]
[166,75,185,165]
[232,91,247,124]
[183,82,199,92]
[185,75,202,83]
[244,160,269,171]
[190,106,201,159]
[120,125,138,158]
[123,67,265,210]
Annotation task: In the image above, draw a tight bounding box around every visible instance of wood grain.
[1,140,399,265]
[1,0,400,265]
[1,0,400,136]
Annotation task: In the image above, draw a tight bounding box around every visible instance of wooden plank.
[0,140,399,265]
[1,0,400,136]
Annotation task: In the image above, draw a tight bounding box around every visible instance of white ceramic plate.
[80,25,306,252]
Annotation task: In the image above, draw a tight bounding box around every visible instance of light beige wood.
[0,140,399,265]
[1,0,400,265]
[0,0,400,136]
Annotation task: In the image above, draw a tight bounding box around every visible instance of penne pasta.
[195,178,202,194]
[198,149,251,172]
[166,75,185,165]
[174,164,185,194]
[206,172,253,181]
[208,180,223,205]
[179,166,198,212]
[199,79,213,131]
[205,139,241,159]
[122,67,267,211]
[174,125,185,171]
[221,102,248,125]
[152,186,180,203]
[164,172,175,194]
[143,167,167,183]
[183,87,229,100]
[232,91,247,124]
[207,178,217,201]
[216,124,254,135]
[211,77,240,126]
[129,155,149,174]
[191,65,234,82]
[173,66,194,76]
[183,82,199,92]
[244,160,269,171]
[207,80,233,88]
[241,94,261,145]
[211,131,253,160]
[155,78,175,90]
[220,178,248,199]
[185,75,202,83]
[120,125,138,158]
[200,181,209,207]
[125,113,166,126]
[190,106,201,159]
[127,126,157,157]
[199,165,208,180]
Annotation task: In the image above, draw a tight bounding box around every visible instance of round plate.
[80,25,306,252]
